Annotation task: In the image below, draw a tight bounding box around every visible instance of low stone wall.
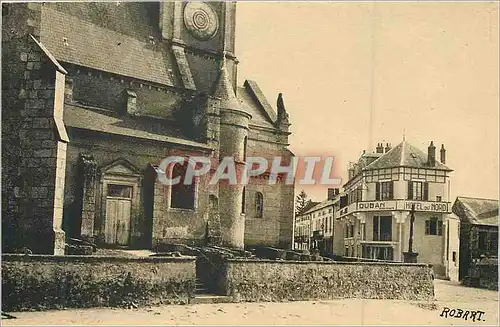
[2,254,196,311]
[220,259,435,302]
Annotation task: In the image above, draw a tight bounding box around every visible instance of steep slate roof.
[453,196,499,226]
[64,104,212,150]
[41,2,279,133]
[364,141,452,171]
[39,3,177,87]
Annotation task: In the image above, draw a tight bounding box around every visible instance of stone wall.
[220,259,435,302]
[1,254,196,311]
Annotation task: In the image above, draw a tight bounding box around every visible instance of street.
[2,279,498,325]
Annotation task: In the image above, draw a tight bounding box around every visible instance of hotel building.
[337,140,455,277]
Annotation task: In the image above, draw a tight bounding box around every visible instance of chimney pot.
[440,144,446,164]
[428,141,436,167]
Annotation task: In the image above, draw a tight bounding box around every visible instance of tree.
[295,189,309,215]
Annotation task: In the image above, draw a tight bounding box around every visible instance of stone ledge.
[2,253,196,263]
[226,258,433,267]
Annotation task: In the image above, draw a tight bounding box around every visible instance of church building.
[2,2,295,254]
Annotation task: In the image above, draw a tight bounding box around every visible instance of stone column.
[218,109,251,249]
[392,211,410,262]
[354,212,366,257]
[78,154,98,242]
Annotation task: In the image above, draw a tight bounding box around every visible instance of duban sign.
[358,201,396,211]
[403,201,449,213]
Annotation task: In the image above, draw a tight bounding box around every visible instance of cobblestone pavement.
[2,280,498,326]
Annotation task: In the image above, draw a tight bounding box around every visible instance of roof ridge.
[457,196,499,202]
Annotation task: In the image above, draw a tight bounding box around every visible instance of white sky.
[236,1,499,202]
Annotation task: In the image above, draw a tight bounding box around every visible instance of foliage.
[295,190,309,215]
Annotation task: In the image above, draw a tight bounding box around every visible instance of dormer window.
[125,89,137,115]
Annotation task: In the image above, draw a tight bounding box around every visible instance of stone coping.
[226,258,433,267]
[2,254,196,263]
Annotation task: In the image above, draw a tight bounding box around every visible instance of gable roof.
[452,196,499,226]
[364,141,452,171]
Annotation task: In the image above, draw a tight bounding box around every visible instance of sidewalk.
[2,280,498,326]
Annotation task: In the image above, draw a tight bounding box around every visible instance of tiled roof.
[453,196,499,226]
[40,4,177,87]
[63,104,212,150]
[364,141,452,171]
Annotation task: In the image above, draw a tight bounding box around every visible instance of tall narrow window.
[241,187,246,214]
[376,181,394,200]
[425,217,443,236]
[255,192,263,218]
[170,160,195,209]
[373,216,392,241]
[243,136,248,161]
[408,181,428,200]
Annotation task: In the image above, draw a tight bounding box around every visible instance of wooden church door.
[105,184,133,245]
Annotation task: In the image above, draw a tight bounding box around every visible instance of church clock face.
[183,2,219,41]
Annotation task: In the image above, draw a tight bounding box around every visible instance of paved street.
[2,279,498,326]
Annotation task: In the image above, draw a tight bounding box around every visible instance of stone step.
[190,294,232,305]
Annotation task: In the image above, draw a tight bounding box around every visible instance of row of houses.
[294,140,498,284]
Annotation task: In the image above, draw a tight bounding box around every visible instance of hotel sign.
[402,201,450,213]
[357,201,397,211]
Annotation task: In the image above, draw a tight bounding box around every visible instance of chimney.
[376,143,384,153]
[125,89,138,115]
[440,144,446,164]
[384,143,391,153]
[428,141,436,167]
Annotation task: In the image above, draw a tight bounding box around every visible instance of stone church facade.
[2,2,294,254]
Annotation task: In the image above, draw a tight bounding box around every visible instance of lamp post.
[408,204,415,253]
[403,204,419,263]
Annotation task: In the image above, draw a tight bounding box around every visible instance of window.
[170,160,195,209]
[255,192,263,218]
[349,185,363,204]
[373,216,392,241]
[349,224,354,238]
[243,136,248,161]
[107,184,133,198]
[478,231,487,250]
[452,251,457,262]
[425,218,443,236]
[241,187,246,214]
[376,181,393,200]
[436,196,442,202]
[408,181,428,200]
